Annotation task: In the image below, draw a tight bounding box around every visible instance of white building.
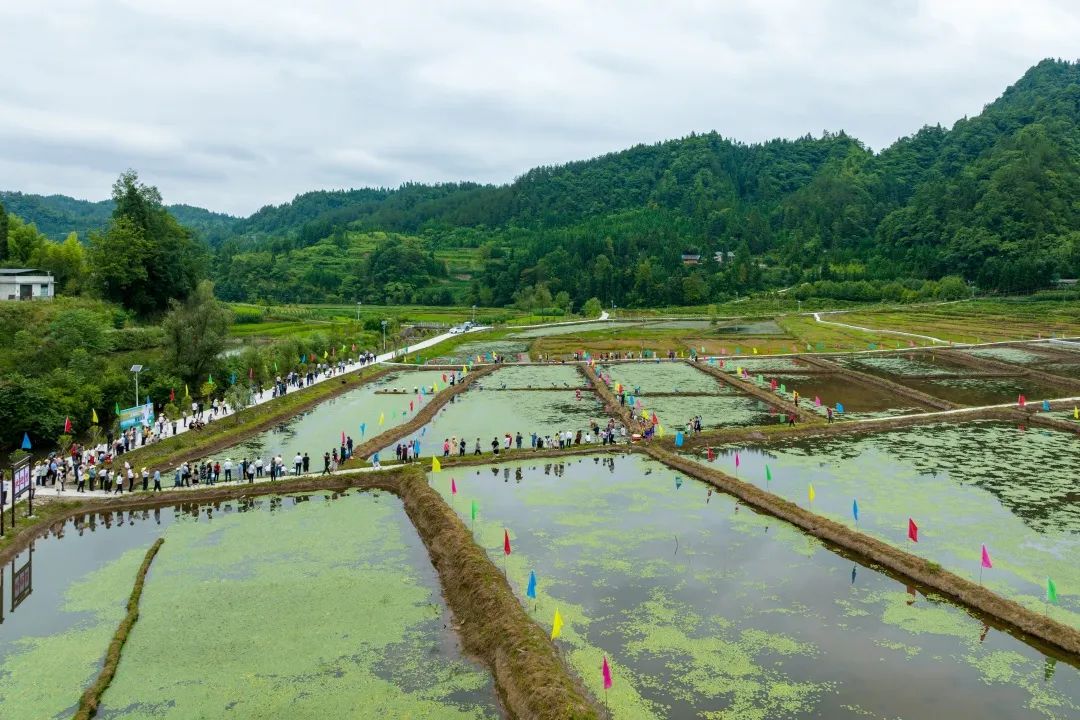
[0,268,55,300]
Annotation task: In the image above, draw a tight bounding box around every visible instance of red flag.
[981,544,992,569]
[1018,394,1026,408]
[169,388,175,402]
[451,478,457,495]
[602,656,612,690]
[651,413,659,426]
[64,416,72,433]
[908,518,918,543]
[503,529,511,556]
[707,447,715,462]
[410,400,414,412]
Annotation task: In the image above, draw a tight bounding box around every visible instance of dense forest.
[5,59,1080,309]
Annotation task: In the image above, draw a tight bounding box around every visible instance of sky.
[1,0,1078,216]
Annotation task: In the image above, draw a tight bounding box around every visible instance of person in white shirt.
[293,453,303,476]
[223,459,233,482]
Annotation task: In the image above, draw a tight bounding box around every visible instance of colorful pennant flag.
[981,544,993,569]
[808,483,816,504]
[527,571,537,600]
[64,416,72,433]
[451,478,457,495]
[551,610,563,639]
[91,408,99,424]
[602,656,613,691]
[1047,577,1058,604]
[431,456,441,473]
[908,518,919,543]
[471,500,478,523]
[852,498,859,523]
[503,529,512,556]
[765,464,772,483]
[378,412,385,426]
[21,432,31,450]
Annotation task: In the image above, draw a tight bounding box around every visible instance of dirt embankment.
[690,361,823,423]
[578,364,639,431]
[347,364,498,462]
[644,445,1080,657]
[396,468,602,719]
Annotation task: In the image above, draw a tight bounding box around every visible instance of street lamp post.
[130,364,143,407]
[356,301,362,321]
[381,320,388,353]
[472,305,477,324]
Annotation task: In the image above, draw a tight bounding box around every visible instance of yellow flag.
[808,483,816,503]
[1075,406,1079,420]
[378,412,385,426]
[461,365,467,374]
[323,350,329,359]
[753,347,758,354]
[657,425,666,438]
[432,456,441,473]
[551,610,563,639]
[91,408,99,424]
[434,381,440,392]
[736,366,742,376]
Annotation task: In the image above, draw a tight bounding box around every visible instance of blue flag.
[360,423,366,437]
[675,431,684,447]
[526,571,537,599]
[836,402,845,414]
[852,499,859,523]
[21,432,31,450]
[421,427,427,436]
[1042,399,1051,412]
[675,476,683,489]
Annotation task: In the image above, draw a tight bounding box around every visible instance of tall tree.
[91,170,207,314]
[161,280,232,383]
[0,200,8,262]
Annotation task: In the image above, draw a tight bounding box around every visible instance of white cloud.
[1,0,1077,214]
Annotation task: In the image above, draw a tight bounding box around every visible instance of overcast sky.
[2,1,1078,216]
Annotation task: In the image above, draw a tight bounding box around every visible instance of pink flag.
[504,529,512,556]
[602,656,612,690]
[814,396,821,407]
[981,544,992,569]
[451,478,457,495]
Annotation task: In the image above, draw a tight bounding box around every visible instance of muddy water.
[437,454,1080,719]
[692,421,1080,630]
[387,386,608,457]
[764,373,927,418]
[0,492,500,719]
[965,347,1061,366]
[433,340,531,362]
[202,370,449,463]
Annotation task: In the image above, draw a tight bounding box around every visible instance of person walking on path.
[153,469,162,492]
[323,452,332,475]
[224,459,233,482]
[303,452,310,473]
[294,452,303,476]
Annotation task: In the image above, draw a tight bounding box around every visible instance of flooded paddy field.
[692,421,1080,629]
[0,491,500,720]
[475,364,584,388]
[389,384,608,455]
[599,362,724,394]
[896,376,1067,406]
[720,356,812,372]
[204,369,449,462]
[764,372,928,418]
[837,352,975,377]
[438,454,1080,719]
[965,346,1064,367]
[638,392,775,429]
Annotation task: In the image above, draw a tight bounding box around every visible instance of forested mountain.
[0,191,239,244]
[7,59,1079,307]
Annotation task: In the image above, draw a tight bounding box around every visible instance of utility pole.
[356,301,362,321]
[381,320,388,352]
[130,365,143,408]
